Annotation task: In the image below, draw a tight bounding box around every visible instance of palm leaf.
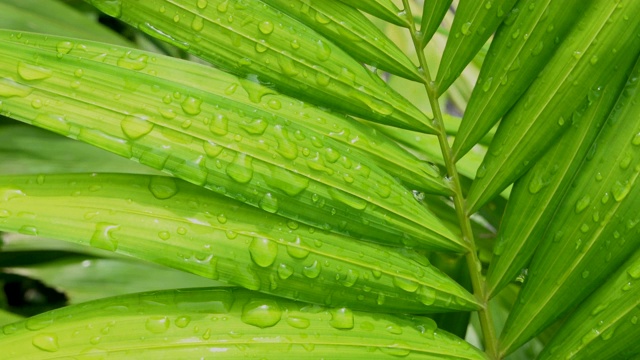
[498,56,640,355]
[86,0,432,132]
[0,288,488,359]
[0,30,460,251]
[0,173,478,313]
[334,0,410,28]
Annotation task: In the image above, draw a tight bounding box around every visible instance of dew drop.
[393,276,419,293]
[203,141,224,157]
[277,263,294,279]
[226,153,254,184]
[32,333,59,352]
[461,22,472,35]
[149,176,178,199]
[328,188,367,210]
[209,114,229,135]
[627,261,640,279]
[286,316,310,329]
[287,237,310,259]
[117,51,149,71]
[197,0,208,9]
[158,231,170,240]
[121,114,154,139]
[249,237,278,267]
[329,308,354,329]
[90,0,122,17]
[418,286,436,306]
[145,316,170,333]
[240,118,268,135]
[17,62,53,81]
[56,41,73,56]
[259,193,279,213]
[18,225,38,236]
[258,21,274,35]
[90,222,120,251]
[241,299,281,328]
[575,195,591,213]
[0,77,33,98]
[482,77,493,92]
[274,125,298,160]
[316,40,332,61]
[302,260,321,278]
[191,16,205,31]
[181,96,202,115]
[175,315,191,328]
[612,181,630,202]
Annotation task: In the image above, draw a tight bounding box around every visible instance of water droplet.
[619,153,632,169]
[209,114,229,135]
[158,231,170,240]
[393,276,419,292]
[258,21,274,35]
[175,315,191,328]
[277,263,293,279]
[56,41,73,56]
[226,153,254,184]
[181,96,202,115]
[249,237,278,267]
[32,333,59,352]
[287,236,310,259]
[303,260,321,278]
[17,61,52,81]
[0,77,33,98]
[241,299,281,328]
[274,125,298,160]
[18,225,38,236]
[627,261,640,279]
[277,54,299,76]
[145,316,169,333]
[386,324,403,335]
[316,40,332,61]
[240,118,268,135]
[612,181,630,202]
[90,0,122,17]
[197,0,208,9]
[191,16,205,31]
[203,141,224,157]
[117,51,148,70]
[590,56,599,65]
[121,114,154,139]
[461,22,472,35]
[417,286,436,305]
[286,316,310,329]
[0,209,10,218]
[582,270,590,279]
[632,133,640,146]
[149,176,178,199]
[329,308,354,329]
[531,41,544,56]
[575,195,591,213]
[340,269,359,287]
[482,77,493,92]
[259,193,278,213]
[90,222,120,251]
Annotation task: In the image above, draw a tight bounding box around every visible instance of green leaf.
[435,0,518,94]
[0,30,460,251]
[87,0,433,132]
[498,56,640,355]
[0,124,157,175]
[5,257,224,304]
[262,0,422,81]
[0,288,488,359]
[0,173,479,313]
[486,60,627,297]
[419,0,452,47]
[466,0,640,213]
[0,309,23,328]
[334,0,410,28]
[0,0,131,46]
[538,248,640,360]
[452,0,591,159]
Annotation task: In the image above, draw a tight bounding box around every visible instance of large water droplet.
[145,316,169,333]
[175,315,191,328]
[274,125,298,160]
[612,181,630,202]
[17,62,53,81]
[121,114,154,139]
[90,222,120,251]
[191,16,205,32]
[32,333,59,352]
[209,114,229,135]
[117,51,148,70]
[287,236,310,259]
[316,40,331,61]
[258,21,274,35]
[0,77,33,98]
[286,316,310,329]
[575,195,591,213]
[259,192,279,213]
[393,276,419,293]
[265,166,309,196]
[226,153,254,184]
[89,0,122,17]
[417,286,436,305]
[277,263,294,279]
[329,308,354,329]
[149,176,178,199]
[240,118,268,135]
[241,299,281,328]
[181,96,202,115]
[303,260,321,278]
[328,188,367,210]
[249,237,278,267]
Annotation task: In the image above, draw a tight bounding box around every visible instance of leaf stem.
[400,2,498,358]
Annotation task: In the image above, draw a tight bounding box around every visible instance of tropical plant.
[0,0,639,358]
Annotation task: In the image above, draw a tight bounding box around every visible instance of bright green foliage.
[0,0,639,359]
